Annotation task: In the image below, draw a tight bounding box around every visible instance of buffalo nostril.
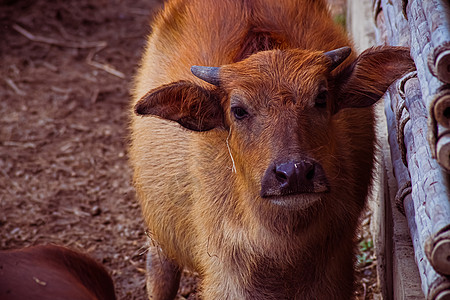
[275,163,295,186]
[305,164,315,181]
[276,171,288,183]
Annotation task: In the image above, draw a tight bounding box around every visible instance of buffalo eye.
[315,89,328,108]
[231,106,249,120]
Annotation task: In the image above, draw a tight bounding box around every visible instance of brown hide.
[0,245,116,300]
[130,0,415,299]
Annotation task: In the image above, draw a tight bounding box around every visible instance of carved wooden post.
[421,0,450,85]
[385,72,450,300]
[375,0,450,298]
[406,0,450,169]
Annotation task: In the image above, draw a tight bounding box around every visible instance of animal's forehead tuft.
[228,82,316,113]
[248,49,328,71]
[221,49,330,88]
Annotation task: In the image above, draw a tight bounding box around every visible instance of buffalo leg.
[146,246,181,300]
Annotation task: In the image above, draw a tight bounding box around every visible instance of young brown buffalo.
[130,0,415,298]
[0,245,116,300]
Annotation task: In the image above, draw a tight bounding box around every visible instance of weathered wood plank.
[406,0,450,166]
[422,0,450,84]
[375,0,450,297]
[384,75,450,299]
[402,78,450,277]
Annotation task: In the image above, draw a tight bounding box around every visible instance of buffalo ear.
[333,46,416,113]
[134,81,224,131]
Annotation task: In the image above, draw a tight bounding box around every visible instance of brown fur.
[0,245,116,300]
[130,0,415,299]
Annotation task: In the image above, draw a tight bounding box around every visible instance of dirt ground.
[0,0,377,299]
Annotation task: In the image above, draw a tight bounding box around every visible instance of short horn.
[191,66,220,86]
[323,47,352,71]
